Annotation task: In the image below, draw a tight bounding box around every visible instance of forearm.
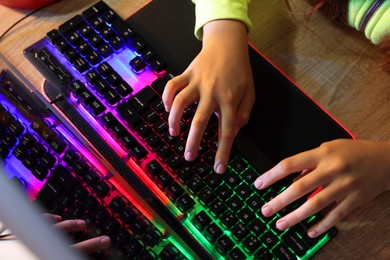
[192,0,252,39]
[202,19,248,50]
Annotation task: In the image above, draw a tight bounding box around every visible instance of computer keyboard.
[0,68,192,259]
[21,1,336,259]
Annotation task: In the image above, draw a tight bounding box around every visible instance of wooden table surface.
[0,0,388,259]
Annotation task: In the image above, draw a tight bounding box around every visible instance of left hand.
[162,19,255,174]
[45,214,111,254]
[254,139,390,238]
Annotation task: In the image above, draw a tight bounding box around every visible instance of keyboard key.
[143,228,162,247]
[243,235,261,254]
[166,181,184,200]
[159,244,180,259]
[261,230,279,249]
[232,222,249,241]
[116,102,141,127]
[59,15,84,34]
[130,56,146,72]
[193,211,212,230]
[283,230,309,257]
[129,86,157,112]
[229,247,246,259]
[220,210,237,228]
[204,223,222,242]
[176,193,195,212]
[36,48,73,84]
[216,235,234,254]
[111,20,135,40]
[273,242,296,260]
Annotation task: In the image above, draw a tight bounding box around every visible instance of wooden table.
[0,0,388,259]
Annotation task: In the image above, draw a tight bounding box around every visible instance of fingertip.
[308,230,318,238]
[184,151,196,161]
[254,178,263,189]
[169,127,177,136]
[76,220,86,228]
[261,205,273,217]
[213,159,227,174]
[100,236,111,247]
[276,219,289,230]
[52,215,63,223]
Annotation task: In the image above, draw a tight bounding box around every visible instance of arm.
[254,139,390,237]
[162,0,255,174]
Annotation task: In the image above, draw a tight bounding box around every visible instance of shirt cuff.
[193,0,252,40]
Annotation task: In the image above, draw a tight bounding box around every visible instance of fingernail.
[185,151,195,161]
[214,160,226,174]
[169,127,177,136]
[254,178,263,189]
[276,220,288,230]
[53,215,63,222]
[308,230,318,238]
[100,236,111,245]
[262,205,273,216]
[76,220,86,227]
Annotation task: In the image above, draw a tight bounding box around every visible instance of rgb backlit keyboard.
[21,1,337,259]
[0,69,191,259]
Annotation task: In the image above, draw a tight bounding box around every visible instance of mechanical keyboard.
[20,1,337,259]
[0,68,192,259]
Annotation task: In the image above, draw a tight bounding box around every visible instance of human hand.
[162,19,255,174]
[45,214,111,254]
[254,139,390,238]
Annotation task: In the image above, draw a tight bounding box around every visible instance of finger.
[307,194,360,238]
[72,235,111,254]
[295,169,313,180]
[235,85,255,131]
[162,74,189,112]
[42,213,63,223]
[184,99,214,161]
[53,219,86,233]
[214,104,236,174]
[254,149,320,190]
[272,182,345,231]
[168,86,199,136]
[262,168,330,217]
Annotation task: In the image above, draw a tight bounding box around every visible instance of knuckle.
[219,130,235,141]
[290,180,309,195]
[191,115,209,128]
[307,197,327,212]
[238,112,251,126]
[172,93,187,108]
[164,78,176,91]
[319,141,334,155]
[328,210,345,225]
[330,157,352,174]
[286,210,302,225]
[278,159,294,173]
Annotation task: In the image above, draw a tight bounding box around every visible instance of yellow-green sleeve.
[192,0,252,40]
[348,0,390,45]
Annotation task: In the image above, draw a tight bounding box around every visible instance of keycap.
[116,102,141,127]
[35,48,73,84]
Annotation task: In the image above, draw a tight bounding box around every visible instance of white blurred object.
[0,166,86,260]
